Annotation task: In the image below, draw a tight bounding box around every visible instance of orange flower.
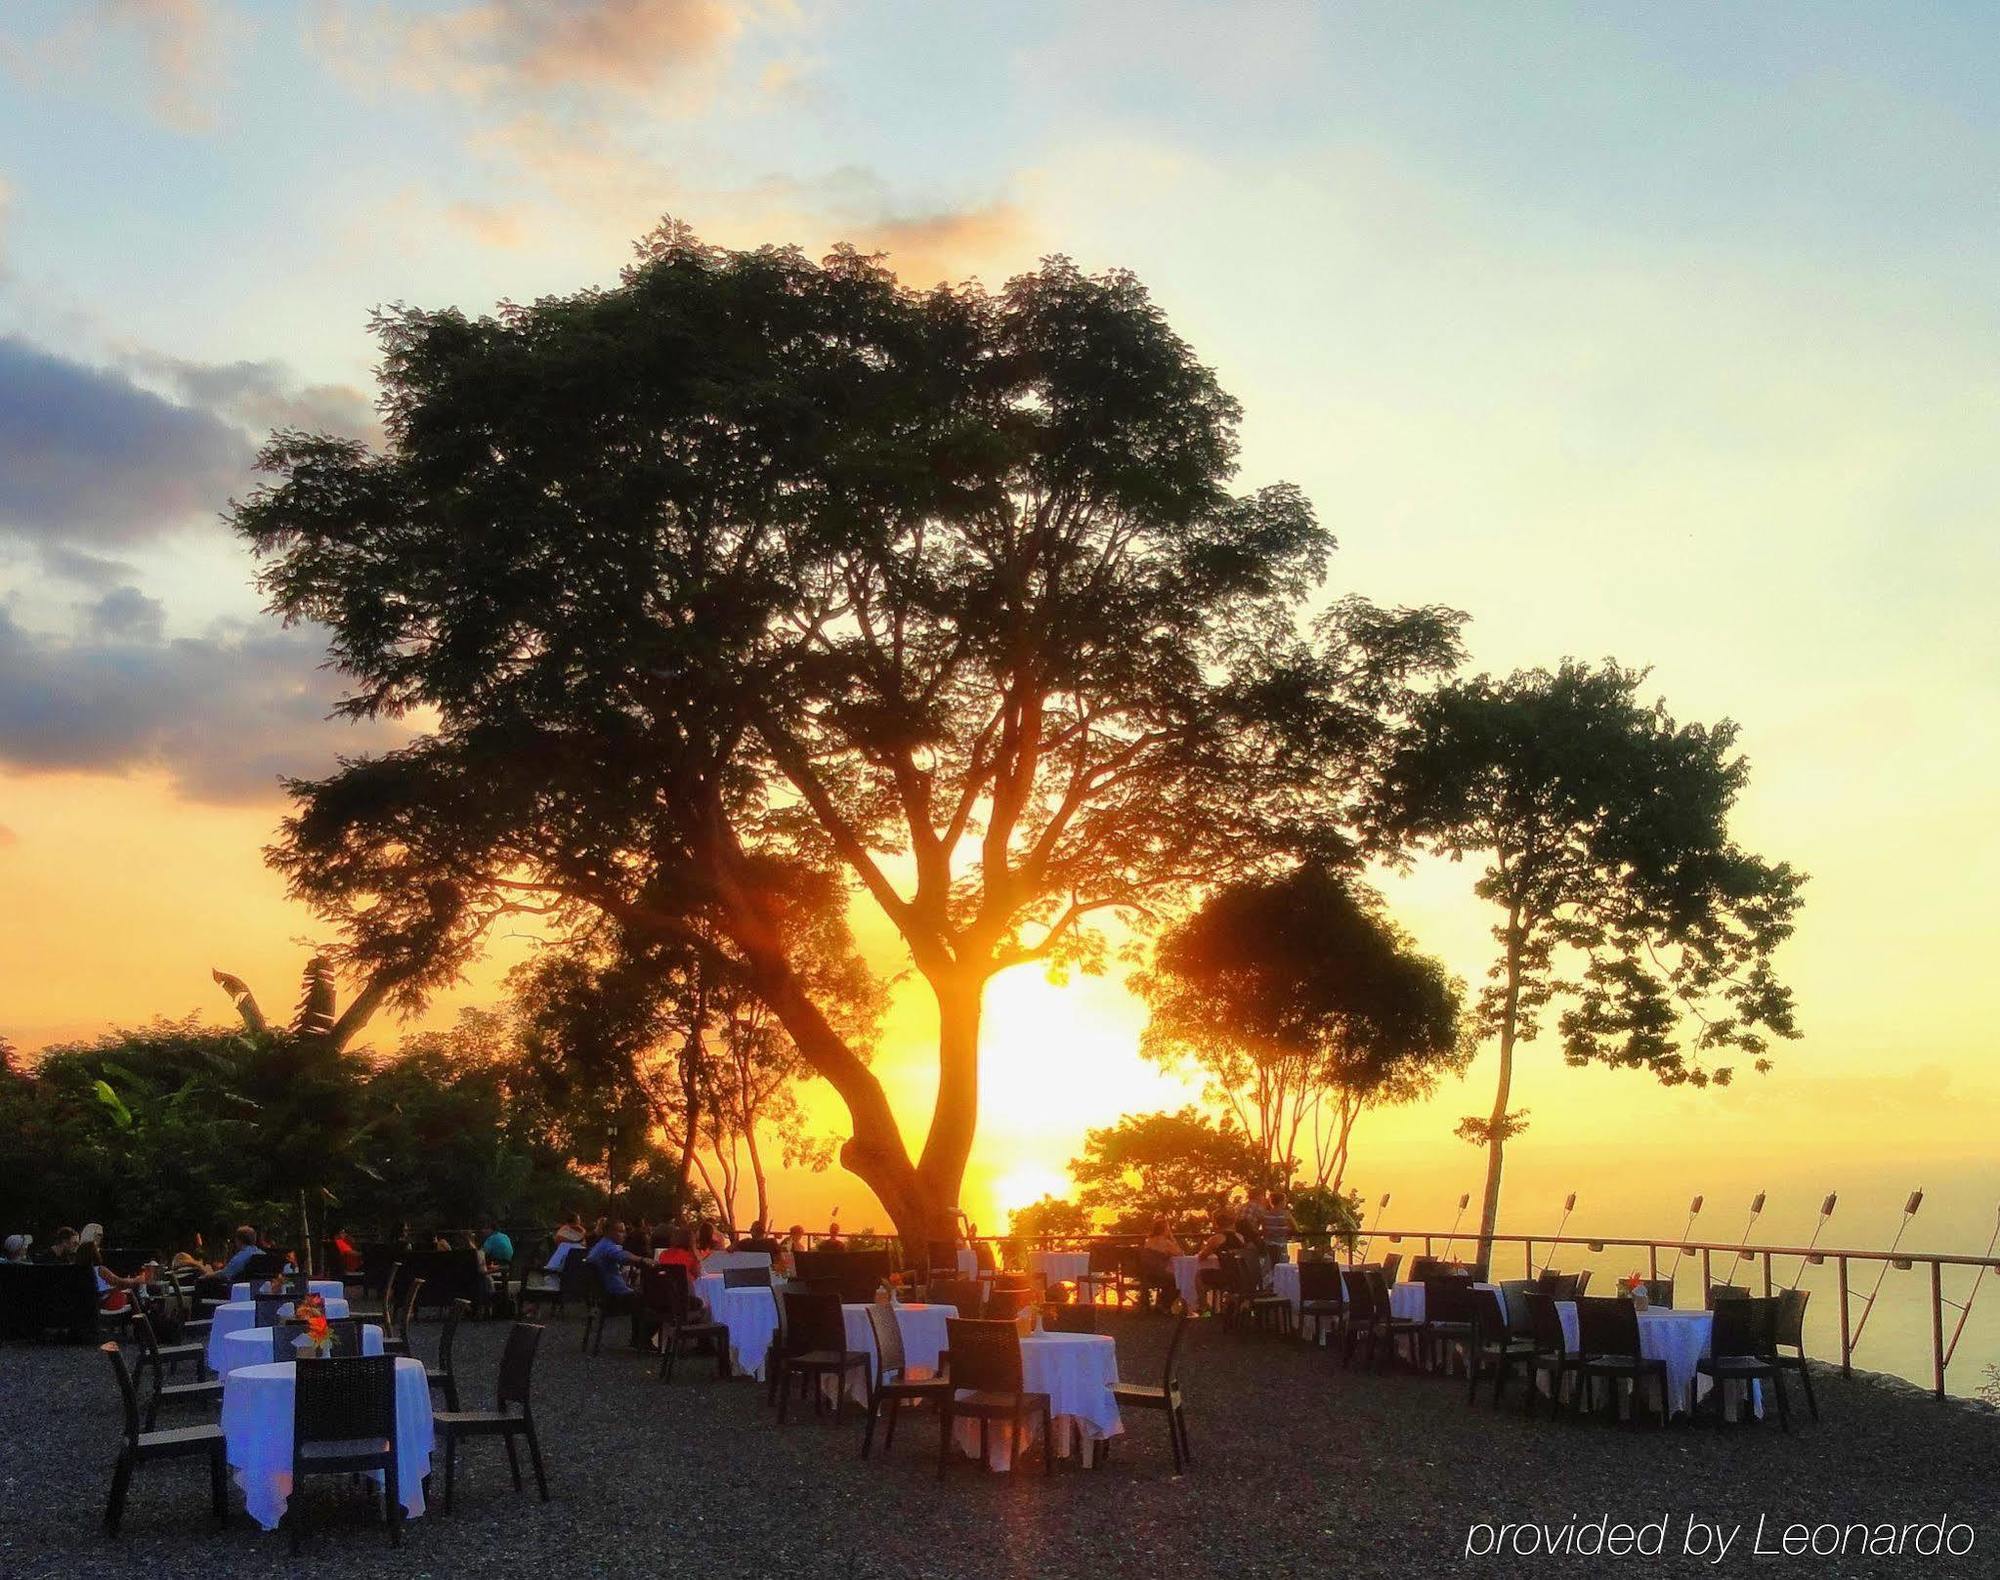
[305,1313,330,1342]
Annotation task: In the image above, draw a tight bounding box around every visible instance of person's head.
[787,1224,806,1245]
[605,1219,626,1242]
[77,1239,104,1269]
[1149,1215,1169,1238]
[51,1226,79,1258]
[234,1225,256,1249]
[2,1234,29,1261]
[79,1222,104,1246]
[827,1221,842,1237]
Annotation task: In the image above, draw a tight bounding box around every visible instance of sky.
[3,5,1999,1375]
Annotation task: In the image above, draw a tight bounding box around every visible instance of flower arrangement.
[1620,1273,1651,1310]
[295,1311,333,1359]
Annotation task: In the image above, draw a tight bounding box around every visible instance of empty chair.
[1296,1260,1346,1347]
[1536,1270,1582,1300]
[1705,1284,1750,1309]
[425,1299,469,1411]
[273,1317,364,1363]
[1077,1244,1127,1307]
[1637,1279,1675,1308]
[380,1276,424,1357]
[984,1287,1029,1322]
[774,1291,868,1424]
[937,1318,1052,1478]
[1422,1278,1478,1372]
[647,1266,731,1383]
[1772,1288,1818,1421]
[1466,1286,1537,1406]
[1107,1309,1193,1473]
[131,1314,223,1430]
[1521,1292,1575,1419]
[1341,1268,1419,1370]
[252,1296,292,1328]
[433,1322,550,1511]
[1224,1252,1294,1337]
[974,1241,999,1275]
[287,1354,402,1551]
[723,1266,772,1289]
[352,1261,400,1324]
[933,1280,984,1316]
[100,1342,227,1535]
[859,1301,951,1460]
[1379,1252,1402,1286]
[1041,1303,1096,1334]
[1697,1296,1790,1431]
[1572,1297,1669,1426]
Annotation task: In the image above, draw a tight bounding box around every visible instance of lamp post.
[606,1121,620,1218]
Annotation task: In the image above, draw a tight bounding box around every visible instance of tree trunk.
[909,969,984,1251]
[1475,907,1526,1266]
[744,1122,770,1229]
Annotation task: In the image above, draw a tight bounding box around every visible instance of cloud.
[0,598,406,804]
[119,350,380,446]
[0,823,16,849]
[0,335,250,549]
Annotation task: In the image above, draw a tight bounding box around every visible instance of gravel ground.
[4,1308,1997,1579]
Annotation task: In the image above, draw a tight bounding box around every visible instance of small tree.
[1372,660,1805,1255]
[1068,1107,1270,1237]
[1135,865,1470,1192]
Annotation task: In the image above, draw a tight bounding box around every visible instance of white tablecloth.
[220,1357,434,1531]
[1554,1303,1752,1418]
[206,1299,350,1371]
[1387,1281,1500,1324]
[1028,1251,1091,1289]
[834,1302,957,1403]
[545,1241,583,1271]
[218,1324,383,1377]
[957,1248,980,1278]
[951,1331,1122,1469]
[693,1272,727,1317]
[1171,1254,1208,1312]
[232,1280,344,1303]
[715,1286,780,1378]
[1271,1262,1300,1315]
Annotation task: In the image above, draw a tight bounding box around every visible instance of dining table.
[1027,1250,1091,1290]
[216,1323,384,1378]
[1552,1300,1759,1419]
[231,1279,345,1304]
[205,1298,351,1372]
[219,1356,433,1532]
[830,1300,957,1404]
[949,1330,1123,1470]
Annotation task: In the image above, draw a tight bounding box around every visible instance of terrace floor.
[4,1309,1996,1578]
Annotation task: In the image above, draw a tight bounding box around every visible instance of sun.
[991,1167,1074,1225]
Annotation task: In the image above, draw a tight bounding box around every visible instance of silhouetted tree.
[230,223,1462,1247]
[1371,660,1805,1256]
[1135,865,1469,1191]
[1068,1107,1271,1236]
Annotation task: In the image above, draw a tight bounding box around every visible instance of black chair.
[937,1318,1052,1478]
[646,1266,731,1382]
[100,1342,227,1534]
[1077,1244,1127,1307]
[974,1241,999,1276]
[984,1287,1029,1322]
[859,1301,951,1459]
[1536,1269,1582,1299]
[1773,1287,1818,1421]
[1422,1278,1477,1373]
[1296,1260,1346,1346]
[1108,1309,1193,1473]
[1222,1252,1294,1336]
[433,1322,550,1511]
[1379,1252,1402,1286]
[382,1276,424,1357]
[1466,1286,1538,1406]
[934,1279,985,1316]
[252,1296,292,1328]
[1572,1297,1669,1426]
[131,1313,223,1430]
[1341,1267,1419,1370]
[1521,1292,1575,1418]
[351,1260,399,1323]
[775,1291,868,1423]
[1697,1295,1791,1431]
[1041,1302,1097,1333]
[723,1266,772,1289]
[425,1299,469,1411]
[516,1253,584,1321]
[1706,1283,1750,1309]
[1638,1279,1675,1308]
[287,1354,402,1551]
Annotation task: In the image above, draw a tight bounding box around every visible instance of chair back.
[723,1266,771,1289]
[944,1318,1023,1393]
[1160,1308,1190,1391]
[1524,1292,1570,1354]
[1706,1284,1750,1309]
[556,1253,592,1300]
[244,1251,284,1283]
[1379,1252,1402,1285]
[984,1287,1028,1321]
[1344,1267,1384,1320]
[1775,1287,1809,1350]
[396,1276,426,1337]
[935,1280,983,1316]
[1086,1244,1122,1274]
[1042,1302,1095,1333]
[1497,1279,1537,1335]
[864,1300,906,1381]
[1641,1279,1675,1308]
[1425,1278,1476,1325]
[924,1240,959,1279]
[1471,1285,1510,1346]
[781,1289,844,1352]
[1537,1271,1581,1300]
[438,1298,470,1371]
[253,1296,291,1327]
[1712,1296,1778,1359]
[646,1263,697,1322]
[292,1354,396,1461]
[1574,1295,1640,1358]
[497,1321,545,1413]
[1408,1256,1443,1284]
[974,1241,997,1273]
[1570,1270,1592,1296]
[1297,1260,1344,1304]
[101,1342,142,1446]
[128,1311,162,1371]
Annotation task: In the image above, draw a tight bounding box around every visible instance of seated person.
[736,1219,782,1258]
[821,1221,846,1253]
[2,1234,31,1263]
[585,1219,648,1343]
[654,1227,704,1307]
[480,1222,514,1270]
[1139,1216,1184,1313]
[693,1221,731,1260]
[196,1225,260,1301]
[331,1227,363,1275]
[553,1209,587,1246]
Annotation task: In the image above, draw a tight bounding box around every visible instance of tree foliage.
[1371,659,1805,1248]
[1135,864,1469,1191]
[229,223,1464,1244]
[1068,1107,1273,1236]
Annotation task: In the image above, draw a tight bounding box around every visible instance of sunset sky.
[3,3,1998,1271]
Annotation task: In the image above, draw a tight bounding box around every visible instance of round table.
[692,1271,727,1317]
[206,1298,350,1372]
[232,1280,344,1304]
[833,1301,957,1404]
[1027,1250,1091,1289]
[1554,1302,1754,1418]
[713,1285,780,1378]
[956,1248,980,1279]
[1171,1254,1208,1313]
[218,1323,384,1377]
[1270,1261,1300,1316]
[951,1331,1123,1469]
[220,1357,434,1531]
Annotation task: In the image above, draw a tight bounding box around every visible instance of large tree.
[1371,660,1805,1255]
[1134,864,1470,1192]
[1068,1107,1270,1235]
[231,224,1463,1248]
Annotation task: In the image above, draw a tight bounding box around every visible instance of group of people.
[1123,1188,1302,1314]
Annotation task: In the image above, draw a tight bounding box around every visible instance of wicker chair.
[859,1301,951,1459]
[775,1291,868,1423]
[131,1313,223,1430]
[425,1299,469,1411]
[1466,1286,1538,1406]
[723,1265,772,1288]
[933,1279,984,1317]
[433,1322,550,1510]
[1706,1284,1750,1309]
[1296,1259,1346,1347]
[287,1354,402,1551]
[1379,1252,1402,1286]
[1573,1297,1669,1426]
[1536,1270,1583,1300]
[1773,1287,1818,1421]
[1520,1292,1575,1418]
[1697,1295,1791,1430]
[252,1296,292,1328]
[937,1318,1052,1478]
[1041,1302,1097,1333]
[273,1317,364,1362]
[1222,1252,1294,1337]
[1421,1278,1477,1373]
[646,1265,731,1382]
[1107,1309,1193,1472]
[983,1287,1029,1322]
[381,1276,424,1357]
[100,1342,227,1534]
[1638,1279,1675,1309]
[1341,1267,1419,1370]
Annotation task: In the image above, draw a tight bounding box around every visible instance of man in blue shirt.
[480,1223,514,1267]
[586,1220,646,1345]
[218,1226,260,1281]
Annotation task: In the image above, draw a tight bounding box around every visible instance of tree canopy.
[231,223,1463,1245]
[1371,660,1805,1250]
[1135,864,1469,1191]
[1068,1107,1272,1236]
